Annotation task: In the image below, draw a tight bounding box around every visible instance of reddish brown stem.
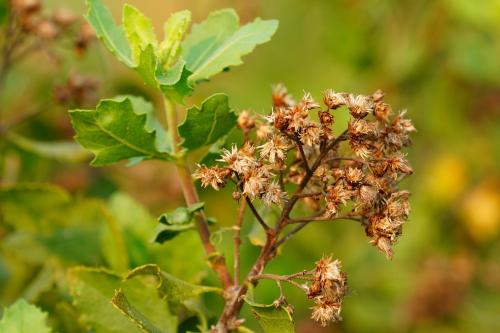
[164,98,233,289]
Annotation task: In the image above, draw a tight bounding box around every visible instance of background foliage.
[1,0,499,332]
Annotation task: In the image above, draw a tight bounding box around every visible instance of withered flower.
[262,181,287,206]
[237,110,255,132]
[193,165,231,190]
[300,122,322,146]
[309,256,348,326]
[219,144,258,175]
[345,167,364,185]
[346,94,374,118]
[299,92,320,111]
[323,89,346,109]
[325,183,352,217]
[258,135,289,164]
[243,167,271,199]
[272,83,295,108]
[192,85,414,328]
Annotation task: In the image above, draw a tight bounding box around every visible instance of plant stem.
[163,97,233,289]
[286,212,361,224]
[244,196,270,230]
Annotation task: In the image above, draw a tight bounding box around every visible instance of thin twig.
[278,169,285,191]
[235,174,269,231]
[294,191,323,198]
[286,213,361,224]
[285,133,311,174]
[278,130,349,223]
[252,273,307,291]
[244,196,270,231]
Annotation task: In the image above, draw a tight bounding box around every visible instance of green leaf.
[250,306,295,333]
[6,132,91,163]
[178,94,237,150]
[182,9,278,83]
[0,183,70,231]
[69,96,172,166]
[0,1,7,24]
[123,4,158,63]
[136,44,160,87]
[0,299,52,333]
[125,264,221,302]
[182,9,239,79]
[111,289,164,333]
[199,137,228,166]
[0,183,108,265]
[244,298,294,333]
[86,0,134,67]
[68,267,177,333]
[0,182,70,206]
[102,193,208,281]
[157,59,194,103]
[155,203,205,243]
[159,10,191,69]
[124,95,172,154]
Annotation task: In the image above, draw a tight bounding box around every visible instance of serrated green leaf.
[158,60,194,103]
[250,306,295,333]
[178,94,236,150]
[135,47,193,103]
[244,297,294,333]
[135,44,159,87]
[154,223,195,243]
[183,9,239,75]
[6,132,91,163]
[183,9,278,83]
[0,299,52,333]
[68,267,177,333]
[160,10,191,69]
[154,203,204,243]
[124,95,172,154]
[111,289,164,333]
[125,264,221,302]
[69,96,172,166]
[86,0,134,67]
[123,4,158,63]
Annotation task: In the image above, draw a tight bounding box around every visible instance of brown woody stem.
[164,97,233,289]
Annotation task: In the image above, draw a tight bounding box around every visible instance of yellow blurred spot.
[424,154,467,204]
[461,179,500,242]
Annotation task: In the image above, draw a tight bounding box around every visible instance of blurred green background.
[1,0,499,332]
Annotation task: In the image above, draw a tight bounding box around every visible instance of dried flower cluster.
[308,256,348,326]
[9,0,94,54]
[194,85,414,327]
[195,84,415,258]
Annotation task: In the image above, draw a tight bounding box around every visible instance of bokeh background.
[1,0,499,332]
